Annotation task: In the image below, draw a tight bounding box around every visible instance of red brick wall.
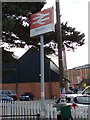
[0,82,60,99]
[52,82,60,98]
[1,83,16,92]
[68,67,90,87]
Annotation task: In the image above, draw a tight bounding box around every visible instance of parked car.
[0,90,17,101]
[53,95,90,111]
[20,92,34,101]
[59,87,90,105]
[0,94,13,101]
[65,87,90,101]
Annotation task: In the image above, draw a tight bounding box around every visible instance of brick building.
[67,64,90,90]
[1,49,61,99]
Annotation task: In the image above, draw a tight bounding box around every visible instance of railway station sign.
[30,7,54,37]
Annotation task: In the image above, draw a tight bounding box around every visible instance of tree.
[2,2,46,78]
[2,2,46,58]
[2,2,85,57]
[2,2,46,47]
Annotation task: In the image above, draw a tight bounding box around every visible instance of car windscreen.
[2,90,8,94]
[82,88,90,95]
[8,90,15,94]
[0,90,15,94]
[74,96,90,104]
[22,93,32,95]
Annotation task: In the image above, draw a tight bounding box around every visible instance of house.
[68,64,90,90]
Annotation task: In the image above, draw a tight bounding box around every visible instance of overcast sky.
[13,0,89,69]
[43,0,89,69]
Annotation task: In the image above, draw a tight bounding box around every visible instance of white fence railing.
[0,101,90,119]
[71,106,89,119]
[0,101,57,119]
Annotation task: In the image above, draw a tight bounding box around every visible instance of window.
[84,88,90,95]
[75,96,90,104]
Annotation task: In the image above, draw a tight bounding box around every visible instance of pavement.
[18,99,57,105]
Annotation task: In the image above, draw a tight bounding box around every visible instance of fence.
[71,106,89,119]
[0,101,90,119]
[0,101,57,119]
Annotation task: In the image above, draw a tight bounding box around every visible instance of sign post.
[40,34,45,118]
[30,7,54,119]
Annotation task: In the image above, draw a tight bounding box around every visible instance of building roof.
[75,64,90,70]
[68,64,90,70]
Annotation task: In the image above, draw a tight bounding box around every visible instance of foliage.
[2,2,46,47]
[2,2,85,57]
[61,22,85,50]
[2,2,46,78]
[2,47,14,63]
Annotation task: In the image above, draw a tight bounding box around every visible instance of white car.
[66,86,90,102]
[53,95,90,119]
[53,87,90,111]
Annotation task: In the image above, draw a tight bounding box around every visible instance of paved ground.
[34,99,57,104]
[18,99,57,105]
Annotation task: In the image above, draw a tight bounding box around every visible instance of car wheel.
[13,97,17,101]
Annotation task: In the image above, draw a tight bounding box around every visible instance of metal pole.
[55,0,64,96]
[16,62,18,96]
[40,34,45,119]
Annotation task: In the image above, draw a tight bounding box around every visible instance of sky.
[42,0,89,69]
[12,0,89,69]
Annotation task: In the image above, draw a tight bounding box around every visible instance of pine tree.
[2,2,85,58]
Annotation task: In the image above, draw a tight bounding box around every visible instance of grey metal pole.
[40,34,45,119]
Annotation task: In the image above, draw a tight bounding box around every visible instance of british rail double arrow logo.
[30,7,54,37]
[32,13,50,25]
